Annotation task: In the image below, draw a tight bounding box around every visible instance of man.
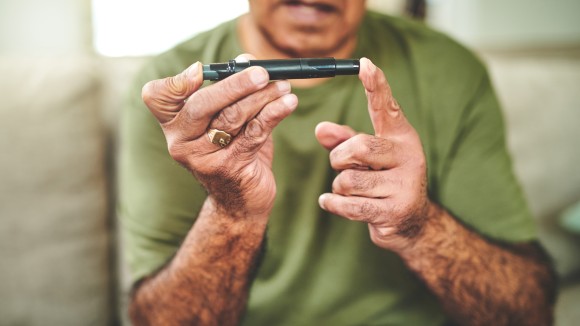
[119,1,556,325]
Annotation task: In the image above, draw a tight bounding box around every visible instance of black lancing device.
[202,58,360,81]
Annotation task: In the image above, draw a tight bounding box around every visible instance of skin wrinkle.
[210,81,289,134]
[322,61,554,324]
[367,136,396,157]
[348,169,379,192]
[359,201,383,221]
[245,118,265,139]
[213,100,245,129]
[337,135,400,171]
[132,14,296,324]
[166,75,188,98]
[321,54,554,322]
[131,1,555,324]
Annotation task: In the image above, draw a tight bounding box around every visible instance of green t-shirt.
[119,11,536,325]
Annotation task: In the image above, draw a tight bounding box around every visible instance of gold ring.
[207,129,232,148]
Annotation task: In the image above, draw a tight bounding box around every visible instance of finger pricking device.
[202,58,360,81]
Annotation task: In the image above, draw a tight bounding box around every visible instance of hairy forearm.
[129,198,268,326]
[399,204,556,326]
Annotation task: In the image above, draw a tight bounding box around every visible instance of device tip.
[335,59,360,75]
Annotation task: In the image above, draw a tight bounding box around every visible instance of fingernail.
[282,94,298,108]
[318,194,328,209]
[250,67,269,86]
[235,54,250,63]
[276,80,291,93]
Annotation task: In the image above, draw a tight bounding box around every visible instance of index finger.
[358,57,408,138]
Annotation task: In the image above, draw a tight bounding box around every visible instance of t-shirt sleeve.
[117,62,207,283]
[437,69,537,243]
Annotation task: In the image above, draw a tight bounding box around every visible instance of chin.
[272,31,346,58]
[278,44,328,58]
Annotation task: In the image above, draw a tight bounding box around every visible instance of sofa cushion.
[483,50,580,278]
[0,56,112,325]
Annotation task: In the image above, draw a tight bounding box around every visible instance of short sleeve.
[438,70,537,242]
[117,62,207,283]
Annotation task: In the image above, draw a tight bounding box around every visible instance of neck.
[237,14,358,88]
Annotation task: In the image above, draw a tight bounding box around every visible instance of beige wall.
[0,0,93,55]
[368,0,406,15]
[428,0,580,50]
[3,0,579,55]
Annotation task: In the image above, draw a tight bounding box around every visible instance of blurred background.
[0,0,579,325]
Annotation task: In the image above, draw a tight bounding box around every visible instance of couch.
[0,50,579,325]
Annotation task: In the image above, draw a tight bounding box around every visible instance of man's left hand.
[316,57,433,252]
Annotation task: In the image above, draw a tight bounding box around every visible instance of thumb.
[315,121,357,151]
[142,61,203,124]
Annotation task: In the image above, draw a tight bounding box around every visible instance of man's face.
[248,0,367,57]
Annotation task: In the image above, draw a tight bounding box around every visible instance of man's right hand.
[141,54,298,219]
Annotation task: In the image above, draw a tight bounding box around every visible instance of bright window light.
[92,0,249,57]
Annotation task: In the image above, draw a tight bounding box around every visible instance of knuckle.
[332,175,345,194]
[352,134,374,158]
[235,119,266,153]
[336,170,373,194]
[245,119,265,138]
[371,136,395,155]
[348,201,379,220]
[342,170,361,191]
[352,133,368,144]
[329,148,340,166]
[367,172,383,189]
[360,201,381,217]
[389,97,402,111]
[167,141,187,163]
[330,145,356,169]
[350,170,375,191]
[215,102,243,127]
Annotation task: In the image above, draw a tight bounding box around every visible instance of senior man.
[119,1,556,325]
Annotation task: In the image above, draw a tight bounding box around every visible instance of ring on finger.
[207,128,232,148]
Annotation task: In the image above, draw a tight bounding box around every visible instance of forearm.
[129,198,268,326]
[398,204,556,326]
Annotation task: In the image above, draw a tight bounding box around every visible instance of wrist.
[374,200,442,255]
[204,196,271,226]
[396,202,454,262]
